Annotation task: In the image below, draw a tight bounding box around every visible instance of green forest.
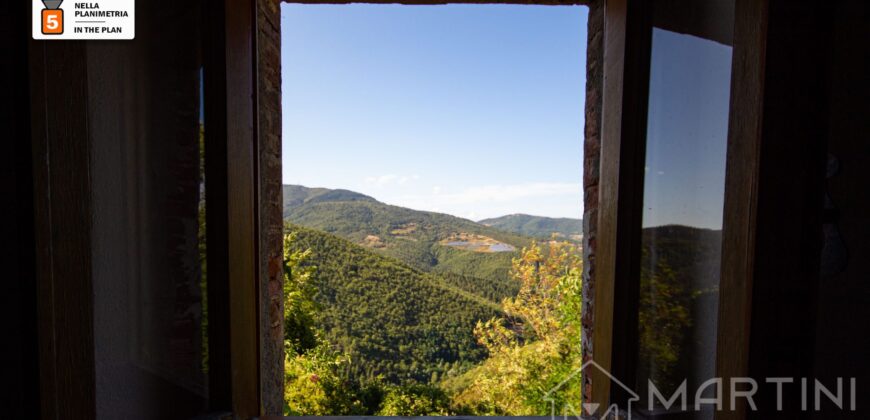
[280,185,585,415]
[479,213,584,242]
[279,185,715,415]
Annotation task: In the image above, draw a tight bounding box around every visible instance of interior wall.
[4,0,39,416]
[811,1,870,418]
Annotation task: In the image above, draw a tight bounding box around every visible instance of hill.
[636,224,723,394]
[283,185,533,303]
[479,214,583,241]
[641,224,722,289]
[283,184,376,218]
[285,224,503,384]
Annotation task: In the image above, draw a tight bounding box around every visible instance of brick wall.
[581,0,603,405]
[258,0,284,414]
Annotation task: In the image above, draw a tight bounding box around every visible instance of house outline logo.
[544,360,640,420]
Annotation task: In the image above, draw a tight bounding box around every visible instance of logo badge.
[33,0,135,40]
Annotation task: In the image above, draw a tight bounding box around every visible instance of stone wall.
[581,0,603,405]
[258,0,285,414]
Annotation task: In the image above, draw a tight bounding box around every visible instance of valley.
[281,184,587,414]
[280,184,719,416]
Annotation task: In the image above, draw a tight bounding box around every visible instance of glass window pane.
[88,0,209,417]
[635,1,734,417]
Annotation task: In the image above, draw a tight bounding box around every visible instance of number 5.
[42,9,63,35]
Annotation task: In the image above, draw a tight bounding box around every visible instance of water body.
[488,243,516,252]
[446,241,471,247]
[445,241,516,252]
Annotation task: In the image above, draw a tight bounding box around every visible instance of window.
[636,4,733,416]
[27,0,861,418]
[280,3,588,416]
[593,0,741,418]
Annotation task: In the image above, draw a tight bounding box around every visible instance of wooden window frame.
[38,0,815,418]
[592,0,755,415]
[203,0,261,416]
[30,0,793,418]
[30,0,262,417]
[28,0,826,418]
[270,1,593,419]
[592,1,828,420]
[30,38,97,420]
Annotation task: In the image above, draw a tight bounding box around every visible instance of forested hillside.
[284,224,502,384]
[280,185,591,415]
[283,185,531,298]
[637,224,723,395]
[479,213,583,241]
[282,185,376,216]
[283,226,585,416]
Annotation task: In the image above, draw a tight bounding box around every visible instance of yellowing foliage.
[282,231,585,416]
[445,239,583,415]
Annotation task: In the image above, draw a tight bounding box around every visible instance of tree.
[283,229,319,354]
[637,256,693,396]
[446,239,583,415]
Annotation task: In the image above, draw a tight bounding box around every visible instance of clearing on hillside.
[440,232,517,253]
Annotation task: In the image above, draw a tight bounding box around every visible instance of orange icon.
[42,8,64,35]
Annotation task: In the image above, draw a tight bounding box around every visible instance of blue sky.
[642,28,732,229]
[281,4,588,220]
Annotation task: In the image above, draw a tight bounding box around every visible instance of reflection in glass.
[88,0,209,417]
[635,20,732,418]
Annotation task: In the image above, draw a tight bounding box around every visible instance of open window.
[592,0,840,419]
[591,0,740,417]
[279,3,588,416]
[23,0,862,419]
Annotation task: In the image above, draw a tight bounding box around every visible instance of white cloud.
[354,180,584,220]
[403,182,582,205]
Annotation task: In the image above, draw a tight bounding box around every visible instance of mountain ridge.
[479,213,583,241]
[282,185,534,301]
